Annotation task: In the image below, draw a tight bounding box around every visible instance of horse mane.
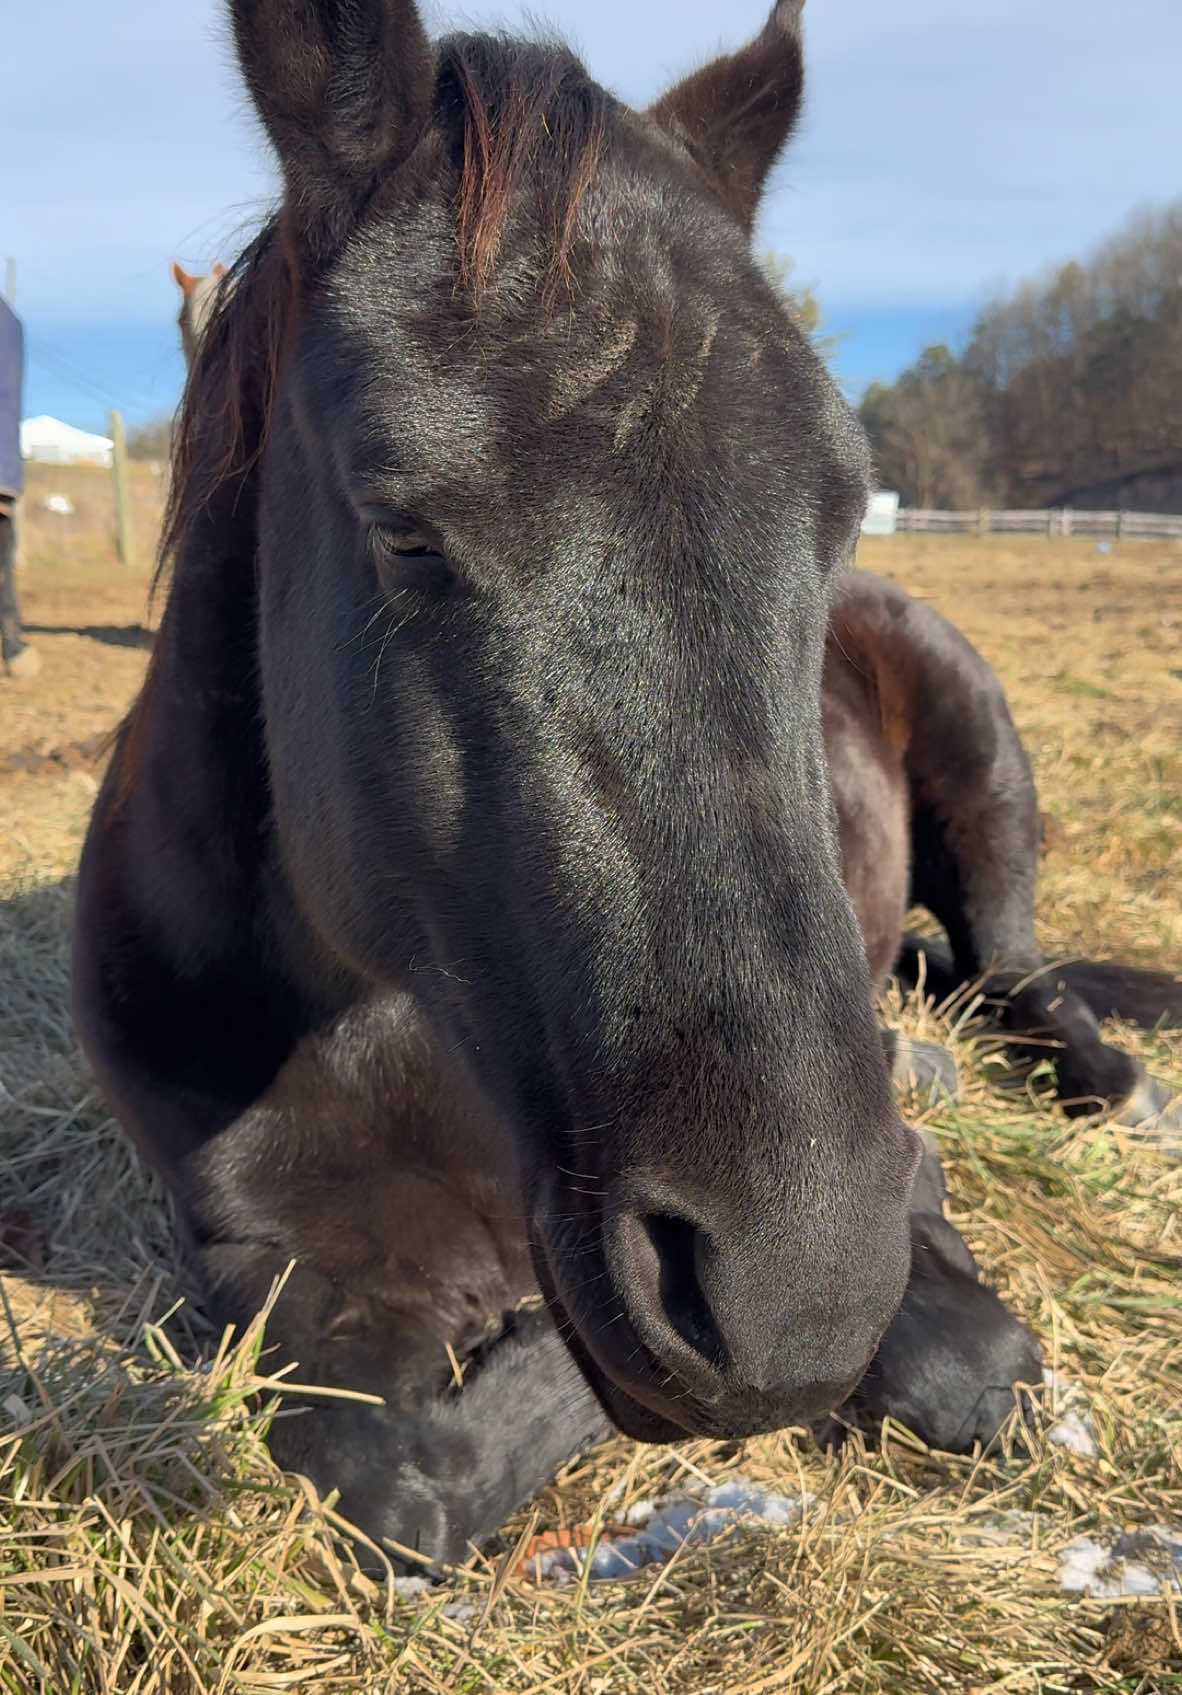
[159,33,609,585]
[159,223,292,584]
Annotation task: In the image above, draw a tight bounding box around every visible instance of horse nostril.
[640,1212,726,1368]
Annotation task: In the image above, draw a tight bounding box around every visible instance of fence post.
[977,508,989,535]
[1061,507,1073,537]
[1116,509,1125,540]
[110,410,133,567]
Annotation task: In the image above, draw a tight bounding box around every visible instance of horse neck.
[146,501,266,835]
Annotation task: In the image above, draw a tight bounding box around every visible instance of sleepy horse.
[73,0,1177,1573]
[75,0,920,1569]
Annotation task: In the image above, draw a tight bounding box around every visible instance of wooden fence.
[894,507,1182,540]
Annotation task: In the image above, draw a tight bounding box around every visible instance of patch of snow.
[440,1600,480,1621]
[393,1574,435,1601]
[1046,1408,1100,1458]
[3,1393,33,1427]
[522,1477,808,1583]
[1042,1370,1101,1458]
[1059,1525,1182,1598]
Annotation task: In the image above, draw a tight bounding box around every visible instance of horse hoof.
[1111,1072,1182,1155]
[882,1032,960,1104]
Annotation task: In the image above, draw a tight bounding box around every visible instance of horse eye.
[367,522,451,591]
[388,530,435,557]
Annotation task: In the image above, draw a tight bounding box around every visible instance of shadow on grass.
[0,877,256,1528]
[0,879,388,1694]
[0,878,192,1336]
[0,879,243,1506]
[23,621,154,650]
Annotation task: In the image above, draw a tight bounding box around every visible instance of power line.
[26,338,171,416]
[35,330,167,405]
[26,347,132,413]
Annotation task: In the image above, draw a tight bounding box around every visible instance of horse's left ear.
[650,0,805,233]
[211,261,228,279]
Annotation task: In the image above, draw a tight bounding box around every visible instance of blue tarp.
[0,298,24,500]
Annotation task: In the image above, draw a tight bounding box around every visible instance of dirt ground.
[2,462,157,883]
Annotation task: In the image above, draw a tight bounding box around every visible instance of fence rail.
[894,507,1182,540]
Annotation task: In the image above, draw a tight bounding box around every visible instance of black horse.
[72,0,1175,1571]
[75,0,920,1567]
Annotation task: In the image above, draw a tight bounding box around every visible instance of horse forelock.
[441,34,611,304]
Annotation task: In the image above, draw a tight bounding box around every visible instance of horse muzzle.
[530,1168,907,1439]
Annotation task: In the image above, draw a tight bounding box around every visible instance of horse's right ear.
[650,0,805,234]
[172,260,197,294]
[230,0,436,258]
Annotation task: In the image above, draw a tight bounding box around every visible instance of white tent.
[20,415,114,468]
[861,490,900,535]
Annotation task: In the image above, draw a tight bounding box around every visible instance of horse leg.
[897,630,1175,1134]
[880,1028,960,1105]
[167,1001,618,1575]
[201,1242,612,1574]
[823,569,1176,1138]
[819,1136,1043,1453]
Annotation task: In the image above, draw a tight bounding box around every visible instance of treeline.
[126,416,173,460]
[860,202,1182,511]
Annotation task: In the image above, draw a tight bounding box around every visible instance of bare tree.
[861,199,1182,510]
[861,347,988,507]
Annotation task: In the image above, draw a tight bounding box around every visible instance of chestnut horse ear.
[650,0,805,234]
[211,261,228,279]
[172,261,197,294]
[230,0,436,257]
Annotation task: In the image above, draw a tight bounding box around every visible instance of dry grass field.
[1,467,1180,1693]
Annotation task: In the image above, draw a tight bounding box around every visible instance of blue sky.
[7,0,1181,431]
